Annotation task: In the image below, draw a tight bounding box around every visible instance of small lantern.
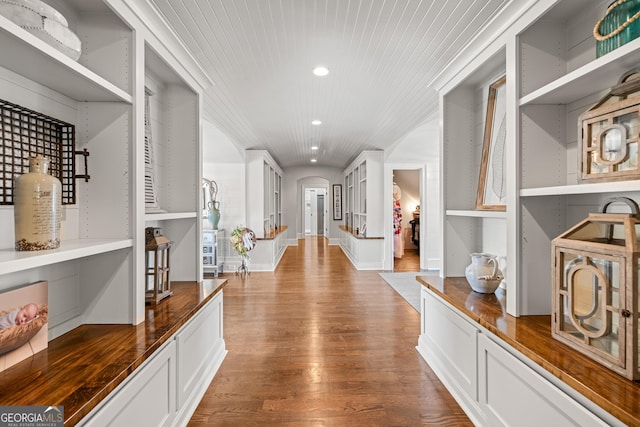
[145,227,173,304]
[552,197,640,380]
[579,70,640,183]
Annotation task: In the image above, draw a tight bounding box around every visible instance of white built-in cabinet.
[0,0,134,336]
[244,150,287,271]
[246,150,283,239]
[343,150,383,237]
[80,289,225,427]
[0,0,220,423]
[418,288,620,426]
[440,0,640,316]
[427,0,640,424]
[339,150,384,269]
[0,0,202,334]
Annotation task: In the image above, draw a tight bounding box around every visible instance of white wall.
[202,120,246,263]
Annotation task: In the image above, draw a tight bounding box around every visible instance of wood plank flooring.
[190,237,471,426]
[394,247,420,272]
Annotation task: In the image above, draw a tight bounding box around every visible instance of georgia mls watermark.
[0,406,63,427]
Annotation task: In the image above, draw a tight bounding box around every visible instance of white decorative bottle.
[14,156,62,251]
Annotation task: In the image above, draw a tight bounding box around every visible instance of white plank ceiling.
[148,0,512,168]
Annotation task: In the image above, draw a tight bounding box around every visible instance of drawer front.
[478,334,609,427]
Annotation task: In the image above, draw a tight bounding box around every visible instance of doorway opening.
[304,188,327,236]
[392,169,421,272]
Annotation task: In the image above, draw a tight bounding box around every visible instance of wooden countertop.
[257,225,288,240]
[0,279,227,426]
[417,276,640,426]
[338,225,384,239]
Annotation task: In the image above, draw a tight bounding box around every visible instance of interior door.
[317,195,324,236]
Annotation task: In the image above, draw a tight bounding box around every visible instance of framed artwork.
[332,184,342,220]
[0,281,48,372]
[476,75,507,211]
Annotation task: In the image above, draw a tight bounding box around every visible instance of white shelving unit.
[516,0,640,316]
[144,43,201,288]
[343,151,383,238]
[0,0,136,335]
[436,0,640,317]
[246,150,283,239]
[424,1,639,425]
[0,0,204,336]
[0,1,224,424]
[440,45,508,289]
[339,151,384,270]
[244,150,287,271]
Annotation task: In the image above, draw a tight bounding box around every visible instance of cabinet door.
[82,340,176,427]
[478,334,610,427]
[421,289,478,400]
[176,293,224,407]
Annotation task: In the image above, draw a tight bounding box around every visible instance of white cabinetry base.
[417,287,623,427]
[477,334,609,427]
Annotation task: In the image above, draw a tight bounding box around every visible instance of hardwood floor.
[190,237,471,426]
[394,247,420,272]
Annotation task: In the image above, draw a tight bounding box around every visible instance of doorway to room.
[392,169,421,272]
[304,187,327,236]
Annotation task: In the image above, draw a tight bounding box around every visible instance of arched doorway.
[296,177,330,240]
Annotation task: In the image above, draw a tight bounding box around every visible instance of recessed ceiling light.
[311,120,322,125]
[311,146,319,150]
[313,66,330,76]
[310,158,317,163]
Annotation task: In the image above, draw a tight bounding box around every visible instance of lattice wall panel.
[0,99,76,205]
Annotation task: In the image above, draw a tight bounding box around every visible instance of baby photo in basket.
[0,280,48,372]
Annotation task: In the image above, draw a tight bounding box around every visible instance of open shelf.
[0,15,132,103]
[145,212,198,221]
[0,238,133,275]
[520,37,640,106]
[520,180,640,197]
[446,209,507,219]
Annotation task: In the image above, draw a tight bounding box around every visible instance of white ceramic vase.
[464,252,503,294]
[14,156,62,251]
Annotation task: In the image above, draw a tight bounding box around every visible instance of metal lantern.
[552,197,640,380]
[145,227,173,304]
[579,70,640,183]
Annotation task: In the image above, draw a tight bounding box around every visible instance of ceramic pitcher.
[465,252,503,293]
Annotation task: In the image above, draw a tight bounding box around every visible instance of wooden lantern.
[551,197,640,380]
[579,70,640,183]
[145,227,173,304]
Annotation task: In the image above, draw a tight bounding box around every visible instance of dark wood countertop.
[417,276,640,426]
[257,225,288,240]
[338,225,384,239]
[0,279,227,426]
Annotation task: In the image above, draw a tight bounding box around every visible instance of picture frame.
[476,75,507,211]
[0,281,48,372]
[332,184,342,220]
